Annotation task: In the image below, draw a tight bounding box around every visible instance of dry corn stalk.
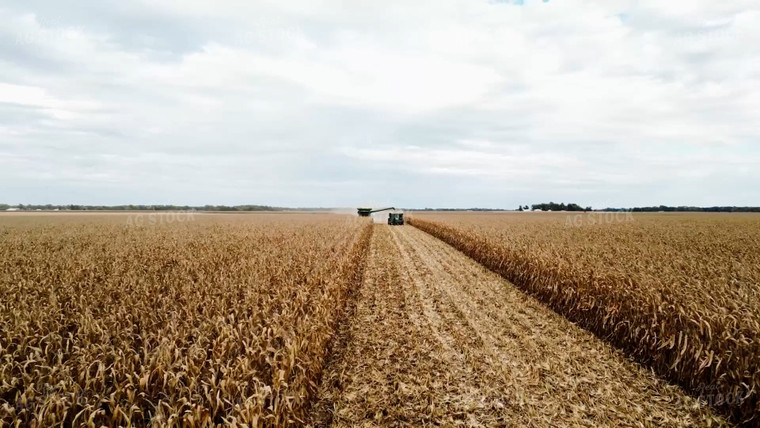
[409,212,760,425]
[0,213,372,427]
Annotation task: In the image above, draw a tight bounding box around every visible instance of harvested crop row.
[311,224,727,427]
[408,212,760,424]
[0,213,371,427]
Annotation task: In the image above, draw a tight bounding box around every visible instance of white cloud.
[1,0,759,207]
[0,82,102,120]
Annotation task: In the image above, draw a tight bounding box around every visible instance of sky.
[1,0,758,209]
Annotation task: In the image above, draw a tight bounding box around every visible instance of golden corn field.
[1,211,756,426]
[409,212,760,424]
[0,213,371,426]
[310,224,727,427]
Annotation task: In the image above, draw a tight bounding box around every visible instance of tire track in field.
[311,225,729,427]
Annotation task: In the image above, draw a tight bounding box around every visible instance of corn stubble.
[0,214,371,427]
[313,224,726,427]
[409,212,760,424]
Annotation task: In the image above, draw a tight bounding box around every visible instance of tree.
[530,202,589,212]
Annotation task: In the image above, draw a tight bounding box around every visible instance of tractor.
[387,212,404,225]
[357,207,404,226]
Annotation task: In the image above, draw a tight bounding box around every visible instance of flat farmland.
[310,224,725,427]
[1,211,756,426]
[409,212,760,424]
[0,213,371,426]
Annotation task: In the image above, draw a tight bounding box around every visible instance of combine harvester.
[357,207,404,225]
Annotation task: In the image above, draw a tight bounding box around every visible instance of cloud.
[0,0,758,208]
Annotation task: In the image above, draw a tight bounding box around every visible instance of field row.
[0,214,371,426]
[313,224,725,427]
[409,212,760,424]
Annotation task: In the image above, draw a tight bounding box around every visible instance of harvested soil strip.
[309,225,728,427]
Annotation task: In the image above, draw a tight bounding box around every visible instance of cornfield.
[408,212,760,424]
[0,213,371,427]
[3,211,757,426]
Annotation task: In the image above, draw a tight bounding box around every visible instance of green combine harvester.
[357,207,404,225]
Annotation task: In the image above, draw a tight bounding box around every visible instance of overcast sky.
[1,1,758,208]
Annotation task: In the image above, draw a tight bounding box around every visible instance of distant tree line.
[603,206,760,213]
[528,202,591,212]
[1,204,287,211]
[7,203,757,213]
